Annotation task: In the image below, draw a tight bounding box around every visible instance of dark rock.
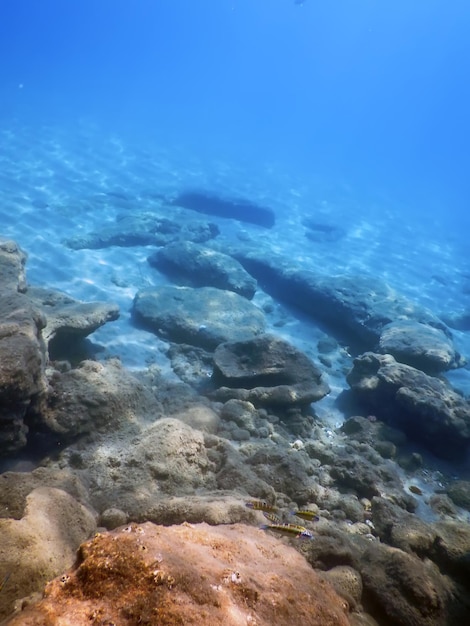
[370,498,435,555]
[446,480,470,511]
[65,213,219,249]
[441,311,470,331]
[166,343,214,388]
[234,250,450,352]
[302,218,346,243]
[209,334,329,408]
[360,542,470,626]
[171,190,276,228]
[149,241,257,299]
[378,320,463,373]
[329,454,404,502]
[431,520,470,581]
[133,285,265,350]
[347,352,470,459]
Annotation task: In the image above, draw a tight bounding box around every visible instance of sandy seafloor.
[2,121,470,519]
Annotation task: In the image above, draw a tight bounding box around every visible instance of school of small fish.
[245,500,319,540]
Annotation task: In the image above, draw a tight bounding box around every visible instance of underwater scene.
[1,1,470,624]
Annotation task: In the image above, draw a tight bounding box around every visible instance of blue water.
[1,0,469,217]
[1,0,470,350]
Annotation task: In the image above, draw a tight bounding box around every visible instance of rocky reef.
[1,235,470,626]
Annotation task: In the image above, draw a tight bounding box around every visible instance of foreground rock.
[5,522,349,626]
[346,352,470,459]
[133,285,265,350]
[0,487,96,621]
[210,334,330,409]
[149,240,257,299]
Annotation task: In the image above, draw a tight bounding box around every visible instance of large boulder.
[133,285,265,350]
[346,352,470,459]
[210,334,330,408]
[149,241,257,299]
[5,522,350,626]
[234,249,453,355]
[43,359,160,439]
[378,320,463,373]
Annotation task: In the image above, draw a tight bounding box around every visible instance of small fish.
[263,511,283,525]
[0,573,11,593]
[261,523,313,539]
[408,485,423,496]
[246,500,278,514]
[292,510,320,523]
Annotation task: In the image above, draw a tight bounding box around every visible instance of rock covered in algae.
[5,522,350,626]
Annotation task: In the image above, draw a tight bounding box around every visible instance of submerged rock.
[234,249,454,356]
[4,522,350,626]
[149,240,257,299]
[171,190,276,228]
[133,285,265,350]
[347,352,470,459]
[65,212,219,249]
[0,240,47,455]
[27,286,119,358]
[210,334,330,408]
[378,320,463,373]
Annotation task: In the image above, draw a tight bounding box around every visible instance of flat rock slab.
[347,352,470,459]
[133,285,265,350]
[65,213,219,249]
[149,241,257,299]
[210,334,330,408]
[171,190,276,228]
[235,250,455,359]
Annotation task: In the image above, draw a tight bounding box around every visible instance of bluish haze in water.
[1,0,469,224]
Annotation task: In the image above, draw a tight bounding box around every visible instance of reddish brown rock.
[5,522,350,626]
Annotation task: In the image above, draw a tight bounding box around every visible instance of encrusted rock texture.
[5,522,350,626]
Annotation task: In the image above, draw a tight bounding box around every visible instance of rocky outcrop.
[209,334,330,409]
[233,250,457,369]
[4,522,350,626]
[65,212,219,249]
[27,286,119,357]
[133,285,265,350]
[0,238,121,456]
[0,239,47,455]
[346,352,470,459]
[149,241,257,299]
[43,359,160,439]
